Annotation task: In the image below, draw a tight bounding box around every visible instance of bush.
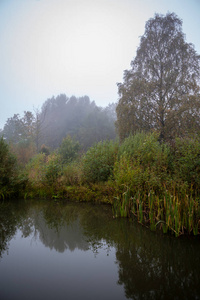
[119,131,169,168]
[25,153,46,188]
[172,137,200,188]
[25,152,62,195]
[60,161,83,186]
[112,132,200,236]
[0,137,19,197]
[82,140,118,183]
[10,140,36,166]
[44,153,62,187]
[58,135,80,164]
[113,156,146,193]
[115,132,170,190]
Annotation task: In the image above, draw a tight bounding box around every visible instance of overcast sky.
[0,0,200,129]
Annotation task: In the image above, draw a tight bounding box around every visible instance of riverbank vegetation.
[1,13,200,237]
[1,132,200,237]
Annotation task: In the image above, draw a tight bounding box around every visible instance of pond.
[0,199,200,300]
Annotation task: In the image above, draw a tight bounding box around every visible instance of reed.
[111,132,200,236]
[113,186,131,218]
[112,185,200,236]
[0,191,5,200]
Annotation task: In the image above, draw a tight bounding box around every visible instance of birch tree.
[116,13,200,142]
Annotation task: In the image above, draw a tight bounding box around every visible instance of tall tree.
[3,114,24,143]
[33,106,48,152]
[116,13,200,142]
[3,111,35,144]
[2,112,37,165]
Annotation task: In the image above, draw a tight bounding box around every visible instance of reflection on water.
[0,199,200,300]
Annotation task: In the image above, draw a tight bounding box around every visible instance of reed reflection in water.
[0,199,200,300]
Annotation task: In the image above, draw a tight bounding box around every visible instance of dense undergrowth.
[1,133,200,237]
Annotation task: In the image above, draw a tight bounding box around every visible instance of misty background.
[0,0,200,130]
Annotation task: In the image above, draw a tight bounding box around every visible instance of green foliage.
[61,161,83,186]
[82,140,118,183]
[113,185,200,236]
[172,137,200,188]
[58,135,80,163]
[113,156,148,194]
[116,13,200,142]
[25,153,46,188]
[0,137,19,197]
[112,132,200,236]
[3,111,35,144]
[5,125,200,237]
[119,131,169,166]
[25,152,62,196]
[114,132,170,193]
[44,153,62,186]
[10,139,36,166]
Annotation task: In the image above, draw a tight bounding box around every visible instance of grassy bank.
[1,133,200,237]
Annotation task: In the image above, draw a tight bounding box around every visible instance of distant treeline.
[1,94,117,155]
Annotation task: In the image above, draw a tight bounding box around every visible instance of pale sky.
[0,0,200,129]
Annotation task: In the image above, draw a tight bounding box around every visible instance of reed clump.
[113,186,200,236]
[112,132,200,236]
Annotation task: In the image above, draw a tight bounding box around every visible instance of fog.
[0,0,200,129]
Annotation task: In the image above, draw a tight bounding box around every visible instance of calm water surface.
[0,199,200,300]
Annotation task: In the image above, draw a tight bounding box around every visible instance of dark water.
[0,199,200,300]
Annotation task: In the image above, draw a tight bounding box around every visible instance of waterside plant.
[112,186,200,237]
[112,133,200,236]
[1,132,200,237]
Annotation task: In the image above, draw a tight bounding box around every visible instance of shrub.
[25,153,46,188]
[60,161,83,186]
[113,155,165,195]
[115,132,171,190]
[0,137,19,197]
[112,132,200,236]
[44,153,62,186]
[10,140,36,166]
[172,137,200,188]
[25,152,62,195]
[58,135,80,164]
[119,131,169,167]
[82,140,118,183]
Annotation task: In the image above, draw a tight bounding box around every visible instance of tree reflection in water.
[0,199,200,299]
[0,200,29,258]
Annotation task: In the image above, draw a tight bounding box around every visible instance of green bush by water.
[0,137,25,198]
[112,132,200,236]
[4,131,200,236]
[82,140,118,183]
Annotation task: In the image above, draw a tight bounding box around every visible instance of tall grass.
[112,132,200,236]
[113,186,200,236]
